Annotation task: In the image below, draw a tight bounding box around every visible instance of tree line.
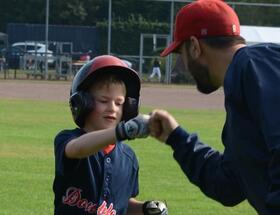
[0,0,279,55]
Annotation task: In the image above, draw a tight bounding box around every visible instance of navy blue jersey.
[53,128,139,215]
[166,43,280,215]
[153,59,160,68]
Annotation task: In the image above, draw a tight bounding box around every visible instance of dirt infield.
[0,80,224,110]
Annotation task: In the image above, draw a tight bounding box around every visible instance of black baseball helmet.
[70,55,141,127]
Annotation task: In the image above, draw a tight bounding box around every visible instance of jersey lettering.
[62,187,98,213]
[97,201,116,215]
[62,187,117,214]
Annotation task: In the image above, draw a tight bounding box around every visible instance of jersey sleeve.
[167,126,245,206]
[242,57,280,214]
[131,154,139,198]
[54,130,81,176]
[131,168,139,198]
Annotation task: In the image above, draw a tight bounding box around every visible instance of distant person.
[80,50,92,62]
[0,55,5,71]
[26,57,34,70]
[149,58,161,82]
[80,54,90,62]
[148,0,280,214]
[53,55,168,215]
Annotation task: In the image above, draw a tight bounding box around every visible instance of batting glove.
[115,114,150,141]
[143,200,168,215]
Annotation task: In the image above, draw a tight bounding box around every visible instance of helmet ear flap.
[69,91,95,127]
[122,97,139,122]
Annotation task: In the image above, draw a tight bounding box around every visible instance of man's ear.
[189,36,201,60]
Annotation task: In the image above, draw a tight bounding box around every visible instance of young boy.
[53,55,168,215]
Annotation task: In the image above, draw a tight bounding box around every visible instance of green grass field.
[0,99,256,214]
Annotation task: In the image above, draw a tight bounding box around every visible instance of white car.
[12,42,54,63]
[121,59,132,68]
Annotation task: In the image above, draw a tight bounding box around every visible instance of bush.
[97,15,169,55]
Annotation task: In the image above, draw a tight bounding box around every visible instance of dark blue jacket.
[167,44,280,215]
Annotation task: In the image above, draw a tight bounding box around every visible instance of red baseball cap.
[161,0,240,57]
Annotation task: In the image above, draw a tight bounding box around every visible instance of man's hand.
[116,114,150,141]
[149,110,179,142]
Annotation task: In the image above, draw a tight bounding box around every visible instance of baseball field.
[0,80,256,214]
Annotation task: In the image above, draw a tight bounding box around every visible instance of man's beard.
[187,54,219,94]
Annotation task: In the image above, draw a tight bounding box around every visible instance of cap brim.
[160,41,182,57]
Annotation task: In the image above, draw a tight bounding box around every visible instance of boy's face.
[85,83,126,131]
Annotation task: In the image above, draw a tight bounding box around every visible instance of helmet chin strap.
[122,97,139,122]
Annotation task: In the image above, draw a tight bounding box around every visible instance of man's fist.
[116,114,150,141]
[143,200,168,215]
[149,110,179,142]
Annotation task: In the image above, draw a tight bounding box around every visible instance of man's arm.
[243,58,280,213]
[149,110,245,206]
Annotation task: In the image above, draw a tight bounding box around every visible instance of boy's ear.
[69,91,95,127]
[122,97,139,121]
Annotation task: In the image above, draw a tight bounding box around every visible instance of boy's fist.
[116,114,150,141]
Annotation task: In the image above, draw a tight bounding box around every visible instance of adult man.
[149,0,280,214]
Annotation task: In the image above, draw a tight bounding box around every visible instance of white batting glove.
[115,114,150,141]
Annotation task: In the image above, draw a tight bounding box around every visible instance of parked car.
[121,59,132,68]
[12,42,54,64]
[0,46,25,69]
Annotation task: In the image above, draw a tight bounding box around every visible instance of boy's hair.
[87,70,126,94]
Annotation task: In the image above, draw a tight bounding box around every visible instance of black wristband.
[142,201,149,215]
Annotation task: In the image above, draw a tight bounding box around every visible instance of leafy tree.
[0,0,279,56]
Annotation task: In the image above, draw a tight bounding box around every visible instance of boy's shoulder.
[56,128,83,135]
[54,128,84,145]
[117,142,138,164]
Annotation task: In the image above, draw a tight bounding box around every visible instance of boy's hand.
[116,114,150,141]
[143,200,168,215]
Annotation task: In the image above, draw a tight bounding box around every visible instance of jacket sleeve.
[166,126,245,206]
[243,58,280,214]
